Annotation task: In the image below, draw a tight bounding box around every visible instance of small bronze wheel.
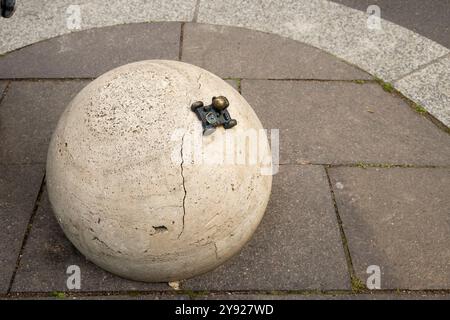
[190,101,204,111]
[223,119,237,129]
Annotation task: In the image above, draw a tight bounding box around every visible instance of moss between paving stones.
[351,276,368,293]
[373,77,450,135]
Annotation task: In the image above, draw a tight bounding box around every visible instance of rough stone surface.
[182,23,371,80]
[197,0,449,82]
[395,54,450,127]
[46,60,272,282]
[242,80,450,165]
[11,191,169,292]
[0,23,181,79]
[184,165,350,291]
[329,167,450,289]
[0,81,89,164]
[0,164,44,293]
[0,0,196,54]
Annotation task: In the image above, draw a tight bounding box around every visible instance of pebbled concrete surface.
[395,54,450,127]
[0,0,196,54]
[197,0,448,82]
[332,0,450,49]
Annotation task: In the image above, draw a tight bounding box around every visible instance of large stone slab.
[197,0,449,82]
[0,80,89,164]
[241,80,450,165]
[11,190,169,292]
[182,23,371,80]
[183,165,350,291]
[395,55,450,127]
[328,167,450,289]
[0,164,44,293]
[0,23,181,78]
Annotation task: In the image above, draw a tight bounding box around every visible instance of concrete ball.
[46,60,272,282]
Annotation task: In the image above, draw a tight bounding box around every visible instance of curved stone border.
[1,0,449,126]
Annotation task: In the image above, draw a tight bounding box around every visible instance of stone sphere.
[46,60,272,282]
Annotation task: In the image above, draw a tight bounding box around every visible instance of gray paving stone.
[183,165,350,291]
[241,80,450,165]
[328,167,450,290]
[0,164,44,293]
[182,23,371,80]
[0,23,181,79]
[11,189,170,292]
[0,80,89,164]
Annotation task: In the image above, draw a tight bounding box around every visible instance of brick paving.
[0,22,449,299]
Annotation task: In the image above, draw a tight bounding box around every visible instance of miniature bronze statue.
[191,96,238,136]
